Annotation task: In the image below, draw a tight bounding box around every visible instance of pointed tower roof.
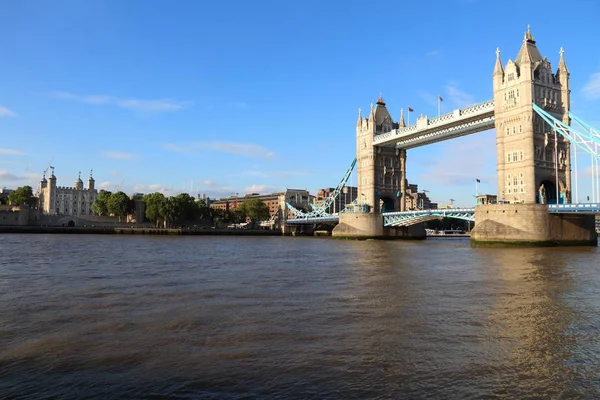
[493,47,504,76]
[557,47,569,73]
[398,108,406,128]
[88,169,95,182]
[515,25,543,66]
[356,108,363,126]
[372,93,393,126]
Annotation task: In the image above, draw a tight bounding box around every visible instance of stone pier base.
[471,204,598,247]
[332,213,425,239]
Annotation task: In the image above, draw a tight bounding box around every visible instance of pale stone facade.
[38,169,98,216]
[493,27,571,204]
[356,96,407,213]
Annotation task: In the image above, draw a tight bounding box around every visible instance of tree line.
[4,186,272,227]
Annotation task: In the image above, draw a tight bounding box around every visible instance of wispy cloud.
[0,170,26,181]
[160,143,187,152]
[243,184,283,194]
[0,106,16,117]
[162,141,276,159]
[239,169,310,179]
[412,130,496,205]
[52,91,188,113]
[101,151,137,160]
[426,50,439,57]
[444,83,475,108]
[582,72,600,100]
[0,148,26,156]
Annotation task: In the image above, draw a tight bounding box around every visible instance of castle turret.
[74,171,83,190]
[398,108,406,128]
[48,167,57,215]
[88,169,95,190]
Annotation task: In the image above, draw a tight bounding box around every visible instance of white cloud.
[411,130,497,204]
[243,184,283,194]
[162,141,276,159]
[0,148,26,155]
[239,169,310,179]
[0,106,16,117]
[52,91,188,113]
[444,83,475,108]
[101,151,137,160]
[196,141,276,159]
[160,143,187,152]
[582,72,600,100]
[0,170,26,181]
[426,50,439,56]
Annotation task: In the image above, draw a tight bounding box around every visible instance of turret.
[74,171,83,190]
[493,47,504,89]
[88,169,95,190]
[556,47,570,114]
[398,108,406,128]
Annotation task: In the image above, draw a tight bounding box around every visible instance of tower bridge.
[284,27,599,246]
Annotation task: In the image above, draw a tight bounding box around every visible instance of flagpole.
[475,179,479,204]
[438,95,441,117]
[408,108,410,126]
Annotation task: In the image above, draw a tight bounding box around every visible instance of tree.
[237,198,270,223]
[143,192,168,227]
[169,193,199,225]
[107,191,130,222]
[8,186,36,207]
[92,190,112,216]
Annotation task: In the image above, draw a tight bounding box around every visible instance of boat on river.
[425,229,470,237]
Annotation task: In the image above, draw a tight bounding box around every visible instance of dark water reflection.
[0,235,599,399]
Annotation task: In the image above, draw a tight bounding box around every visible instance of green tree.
[107,191,130,222]
[142,192,168,227]
[169,193,199,225]
[237,198,270,223]
[92,190,112,216]
[7,186,36,207]
[196,198,211,221]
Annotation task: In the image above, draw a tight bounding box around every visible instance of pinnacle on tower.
[357,107,363,126]
[493,47,504,76]
[376,93,386,106]
[399,108,406,128]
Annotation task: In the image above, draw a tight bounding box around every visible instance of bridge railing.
[374,100,494,146]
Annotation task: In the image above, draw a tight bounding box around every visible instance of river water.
[1,234,599,399]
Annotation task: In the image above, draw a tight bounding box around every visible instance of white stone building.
[38,168,98,216]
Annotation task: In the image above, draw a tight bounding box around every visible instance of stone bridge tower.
[493,26,571,204]
[356,95,407,213]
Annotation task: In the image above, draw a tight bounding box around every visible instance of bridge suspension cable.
[286,158,357,218]
[532,104,600,203]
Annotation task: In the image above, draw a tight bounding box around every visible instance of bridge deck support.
[332,212,425,239]
[471,204,597,246]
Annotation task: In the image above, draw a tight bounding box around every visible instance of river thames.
[1,234,599,399]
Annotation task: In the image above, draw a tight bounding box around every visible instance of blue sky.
[1,0,599,207]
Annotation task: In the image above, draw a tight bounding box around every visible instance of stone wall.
[0,206,29,226]
[471,204,597,246]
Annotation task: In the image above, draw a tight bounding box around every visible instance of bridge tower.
[356,95,406,213]
[493,26,571,205]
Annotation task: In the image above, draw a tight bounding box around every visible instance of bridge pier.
[332,212,425,239]
[471,204,597,246]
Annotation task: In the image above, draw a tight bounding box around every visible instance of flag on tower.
[408,107,414,112]
[476,178,481,183]
[438,95,444,102]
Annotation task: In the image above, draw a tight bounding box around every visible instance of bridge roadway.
[285,203,600,227]
[373,100,495,148]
